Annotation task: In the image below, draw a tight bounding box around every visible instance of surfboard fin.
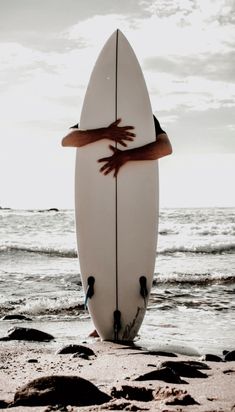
[113,310,121,341]
[139,276,148,306]
[84,276,95,309]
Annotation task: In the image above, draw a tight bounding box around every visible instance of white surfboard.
[75,30,159,341]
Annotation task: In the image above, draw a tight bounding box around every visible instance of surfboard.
[75,30,159,341]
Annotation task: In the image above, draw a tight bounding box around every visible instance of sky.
[0,0,234,209]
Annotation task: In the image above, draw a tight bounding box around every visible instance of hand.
[98,145,129,177]
[102,119,135,147]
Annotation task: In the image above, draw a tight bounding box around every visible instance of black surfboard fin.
[84,276,95,309]
[113,310,121,341]
[139,276,148,306]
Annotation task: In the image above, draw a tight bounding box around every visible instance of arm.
[98,133,172,177]
[61,119,135,148]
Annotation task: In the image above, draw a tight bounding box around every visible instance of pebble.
[56,344,95,356]
[200,354,223,362]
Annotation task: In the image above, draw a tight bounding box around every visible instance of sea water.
[0,208,234,355]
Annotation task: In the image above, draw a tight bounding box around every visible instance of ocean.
[0,207,234,355]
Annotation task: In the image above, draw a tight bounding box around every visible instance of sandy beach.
[0,333,235,412]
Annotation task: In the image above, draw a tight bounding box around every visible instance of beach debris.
[111,385,154,402]
[0,327,54,342]
[224,350,235,361]
[154,387,199,405]
[200,354,223,362]
[11,375,111,407]
[223,369,235,374]
[1,314,32,321]
[159,361,208,378]
[56,344,95,357]
[134,367,186,384]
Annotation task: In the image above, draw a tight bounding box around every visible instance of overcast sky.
[0,0,234,208]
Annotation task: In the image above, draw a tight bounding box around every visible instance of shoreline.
[0,336,235,411]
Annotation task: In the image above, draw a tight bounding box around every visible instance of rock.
[224,350,235,361]
[159,361,208,378]
[0,327,54,342]
[201,354,223,362]
[27,359,38,363]
[56,344,95,356]
[182,360,210,370]
[0,400,9,408]
[143,350,177,357]
[134,367,186,384]
[111,385,153,401]
[1,314,32,321]
[71,352,90,360]
[12,375,111,407]
[155,387,199,406]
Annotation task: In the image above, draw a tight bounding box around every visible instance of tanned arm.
[61,119,135,148]
[98,133,172,177]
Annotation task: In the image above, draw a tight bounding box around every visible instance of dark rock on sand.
[135,367,186,384]
[182,360,210,370]
[142,350,177,357]
[201,354,223,362]
[155,387,199,406]
[56,344,95,356]
[224,350,235,361]
[71,352,90,360]
[111,385,153,402]
[0,327,54,342]
[1,314,32,321]
[159,361,208,378]
[12,375,111,407]
[0,400,9,408]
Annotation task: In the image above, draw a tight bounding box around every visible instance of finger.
[125,132,136,137]
[98,157,110,163]
[118,141,127,147]
[123,125,135,131]
[122,136,134,141]
[108,144,117,152]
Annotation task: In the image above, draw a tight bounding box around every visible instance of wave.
[0,244,77,258]
[158,242,235,255]
[0,297,85,318]
[153,272,235,285]
[1,241,235,257]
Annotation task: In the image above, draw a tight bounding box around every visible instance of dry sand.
[0,339,235,411]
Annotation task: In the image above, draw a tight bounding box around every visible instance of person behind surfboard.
[62,115,172,337]
[62,116,172,177]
